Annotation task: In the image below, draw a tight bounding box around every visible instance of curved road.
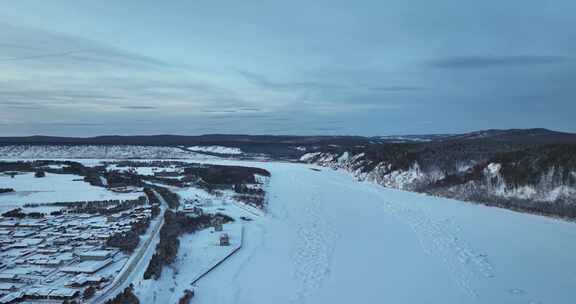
[90,190,166,304]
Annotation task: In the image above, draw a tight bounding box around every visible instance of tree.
[2,208,25,219]
[105,284,139,304]
[178,289,195,304]
[83,286,96,299]
[35,170,46,178]
[107,231,140,253]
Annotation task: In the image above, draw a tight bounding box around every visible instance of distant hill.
[2,128,576,147]
[1,129,576,159]
[0,134,366,146]
[372,128,576,145]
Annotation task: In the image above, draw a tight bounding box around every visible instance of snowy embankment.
[184,160,576,304]
[299,151,576,206]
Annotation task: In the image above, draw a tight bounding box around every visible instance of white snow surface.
[0,145,208,159]
[187,146,243,155]
[183,160,576,304]
[299,152,322,162]
[0,172,140,213]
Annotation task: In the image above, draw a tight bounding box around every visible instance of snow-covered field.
[0,145,211,159]
[0,172,141,213]
[187,146,243,155]
[187,160,576,304]
[106,163,182,176]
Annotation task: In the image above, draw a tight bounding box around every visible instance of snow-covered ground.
[0,145,211,159]
[133,221,243,303]
[4,157,576,303]
[187,160,576,304]
[106,163,182,176]
[131,185,251,304]
[187,146,243,155]
[0,172,140,213]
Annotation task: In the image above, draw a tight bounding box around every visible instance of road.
[90,190,166,304]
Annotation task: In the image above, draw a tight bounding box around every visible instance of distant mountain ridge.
[2,128,576,146]
[372,128,576,144]
[0,134,368,145]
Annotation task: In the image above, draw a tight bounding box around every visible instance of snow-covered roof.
[0,273,18,280]
[61,259,112,273]
[0,291,24,304]
[77,249,115,258]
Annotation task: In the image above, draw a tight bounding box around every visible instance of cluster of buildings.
[182,199,231,247]
[0,205,154,304]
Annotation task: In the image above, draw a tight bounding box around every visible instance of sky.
[0,0,575,136]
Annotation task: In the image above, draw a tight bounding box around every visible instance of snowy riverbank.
[189,160,576,304]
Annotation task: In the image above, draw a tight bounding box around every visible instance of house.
[0,274,19,283]
[46,288,80,300]
[107,214,123,223]
[65,275,105,288]
[182,205,203,217]
[24,287,79,301]
[53,238,70,246]
[0,283,19,293]
[31,259,63,268]
[61,259,113,274]
[37,249,58,255]
[12,231,35,238]
[153,171,181,177]
[214,223,223,232]
[0,291,24,304]
[0,231,11,237]
[76,250,116,261]
[23,287,52,300]
[219,233,230,246]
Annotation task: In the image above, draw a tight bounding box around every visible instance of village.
[0,199,158,304]
[0,200,239,304]
[0,160,268,304]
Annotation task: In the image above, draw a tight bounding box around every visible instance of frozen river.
[192,160,576,304]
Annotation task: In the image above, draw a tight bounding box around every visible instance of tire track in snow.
[382,200,494,298]
[355,185,496,299]
[230,220,267,304]
[290,185,339,303]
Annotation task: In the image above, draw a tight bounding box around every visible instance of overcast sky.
[1,0,575,136]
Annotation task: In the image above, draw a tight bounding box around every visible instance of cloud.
[0,24,273,117]
[119,105,158,110]
[239,70,426,93]
[238,70,346,91]
[0,23,175,70]
[43,122,105,127]
[0,101,46,110]
[237,70,425,112]
[368,86,426,92]
[430,55,570,69]
[237,107,262,112]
